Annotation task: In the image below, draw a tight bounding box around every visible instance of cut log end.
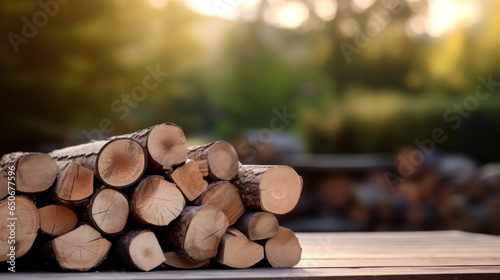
[195,181,245,226]
[169,160,208,201]
[128,230,166,271]
[260,166,302,214]
[96,139,146,188]
[216,228,264,268]
[0,197,40,261]
[52,224,111,271]
[17,153,58,194]
[90,188,129,234]
[163,251,209,269]
[39,205,78,236]
[263,227,302,268]
[235,212,279,241]
[147,123,188,167]
[207,141,239,181]
[55,161,94,202]
[184,206,228,261]
[131,176,185,226]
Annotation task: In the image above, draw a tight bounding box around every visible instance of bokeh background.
[1,0,500,234]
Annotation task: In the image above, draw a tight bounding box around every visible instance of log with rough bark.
[234,212,279,241]
[85,187,129,235]
[50,138,146,189]
[158,206,228,261]
[163,251,209,269]
[112,229,166,271]
[233,165,302,215]
[130,175,185,226]
[261,226,301,268]
[188,141,239,181]
[193,181,245,226]
[53,161,94,205]
[0,196,40,261]
[38,205,78,236]
[0,152,57,194]
[216,228,264,268]
[167,159,207,201]
[42,224,111,271]
[108,122,188,170]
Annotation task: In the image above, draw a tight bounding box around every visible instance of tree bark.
[0,196,40,261]
[50,138,146,189]
[42,224,111,271]
[108,122,187,170]
[130,175,185,226]
[53,161,94,206]
[84,187,129,235]
[167,159,207,201]
[112,229,166,271]
[38,205,78,236]
[188,141,239,181]
[158,206,228,261]
[261,227,301,268]
[234,212,279,241]
[216,228,264,268]
[193,181,245,226]
[232,165,302,215]
[0,152,57,194]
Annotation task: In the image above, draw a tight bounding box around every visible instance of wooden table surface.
[5,231,500,279]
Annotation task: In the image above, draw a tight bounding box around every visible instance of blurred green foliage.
[1,0,500,162]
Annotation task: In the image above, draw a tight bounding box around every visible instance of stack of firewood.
[0,123,302,271]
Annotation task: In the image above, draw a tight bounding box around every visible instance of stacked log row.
[0,122,302,271]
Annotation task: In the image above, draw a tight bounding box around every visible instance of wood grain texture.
[5,231,500,279]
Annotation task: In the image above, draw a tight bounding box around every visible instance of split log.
[158,206,228,261]
[193,181,245,226]
[163,251,209,269]
[188,141,239,181]
[113,229,166,271]
[85,187,129,235]
[38,205,78,236]
[167,160,207,201]
[261,227,301,268]
[50,138,146,189]
[130,175,185,226]
[234,212,279,240]
[53,161,94,205]
[233,165,302,215]
[0,152,57,194]
[108,122,187,169]
[216,228,264,268]
[42,224,111,271]
[0,196,40,261]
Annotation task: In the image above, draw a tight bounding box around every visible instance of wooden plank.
[4,231,500,279]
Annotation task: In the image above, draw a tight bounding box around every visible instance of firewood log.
[193,181,245,226]
[112,229,166,271]
[130,175,185,226]
[162,251,209,269]
[53,161,93,205]
[158,206,228,261]
[42,224,111,271]
[166,160,207,201]
[84,187,129,235]
[188,141,239,181]
[216,228,264,268]
[38,205,78,236]
[0,152,57,194]
[233,165,302,214]
[234,212,279,240]
[50,138,146,189]
[261,227,301,268]
[0,196,40,261]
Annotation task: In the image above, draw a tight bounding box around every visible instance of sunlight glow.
[274,1,309,29]
[150,0,168,9]
[426,0,481,37]
[184,0,261,20]
[314,0,337,21]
